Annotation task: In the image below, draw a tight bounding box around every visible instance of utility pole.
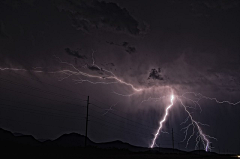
[158,145,160,153]
[172,128,174,152]
[199,142,200,155]
[158,139,160,153]
[210,143,213,152]
[85,96,89,147]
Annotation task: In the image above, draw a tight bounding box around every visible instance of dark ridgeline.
[0,128,234,159]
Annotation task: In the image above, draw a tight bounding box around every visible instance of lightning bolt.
[150,93,174,148]
[53,54,143,92]
[178,97,217,151]
[183,92,240,106]
[102,102,119,116]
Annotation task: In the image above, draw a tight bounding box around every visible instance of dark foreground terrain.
[0,128,237,159]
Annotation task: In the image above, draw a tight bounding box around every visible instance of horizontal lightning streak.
[183,92,240,106]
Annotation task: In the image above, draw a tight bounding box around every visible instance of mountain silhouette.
[0,128,233,159]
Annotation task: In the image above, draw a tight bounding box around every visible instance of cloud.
[122,42,136,54]
[148,68,164,81]
[125,46,136,54]
[87,65,101,71]
[56,0,147,36]
[87,65,105,75]
[65,48,87,59]
[106,41,136,54]
[122,42,128,47]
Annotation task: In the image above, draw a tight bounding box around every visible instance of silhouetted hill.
[0,128,41,147]
[190,150,218,155]
[96,140,149,152]
[52,132,93,147]
[13,132,24,136]
[0,128,236,159]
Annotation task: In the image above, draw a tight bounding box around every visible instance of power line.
[0,98,84,115]
[89,103,186,141]
[90,119,151,140]
[88,106,154,132]
[90,103,157,129]
[85,96,89,147]
[91,97,158,127]
[0,103,85,121]
[4,70,88,97]
[0,78,86,101]
[87,106,176,140]
[89,113,151,137]
[0,117,82,131]
[0,86,85,107]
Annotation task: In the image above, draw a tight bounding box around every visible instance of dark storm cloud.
[87,65,104,75]
[100,62,115,71]
[106,41,136,54]
[65,48,87,59]
[125,46,136,54]
[64,47,105,73]
[148,68,164,81]
[56,0,147,35]
[122,42,136,54]
[122,42,128,47]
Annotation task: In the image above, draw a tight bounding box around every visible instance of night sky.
[0,0,240,154]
